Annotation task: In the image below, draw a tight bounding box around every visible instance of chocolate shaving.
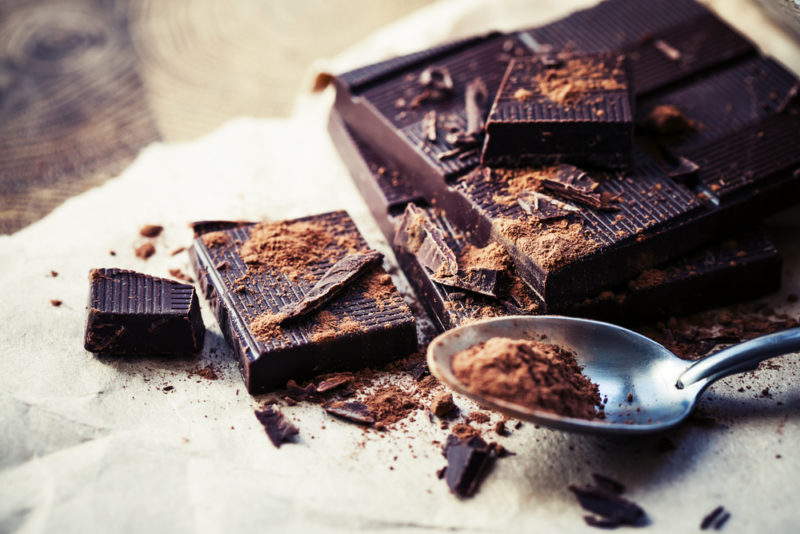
[654,39,681,61]
[254,406,299,448]
[432,267,499,298]
[668,155,701,180]
[324,401,375,425]
[517,190,579,220]
[539,166,617,211]
[423,110,437,142]
[280,250,383,322]
[394,204,458,277]
[316,374,353,393]
[419,65,454,93]
[701,506,725,530]
[464,77,488,135]
[442,434,496,497]
[568,485,646,526]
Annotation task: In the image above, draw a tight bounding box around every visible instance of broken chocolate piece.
[430,392,457,418]
[316,374,353,393]
[517,189,580,220]
[324,401,375,425]
[281,250,384,322]
[568,485,646,526]
[254,406,299,448]
[394,203,458,276]
[84,268,205,354]
[139,224,163,238]
[443,434,495,497]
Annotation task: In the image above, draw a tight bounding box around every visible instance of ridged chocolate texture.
[482,53,634,168]
[521,0,755,96]
[84,268,205,354]
[639,57,798,153]
[338,33,526,181]
[328,110,783,326]
[188,211,417,393]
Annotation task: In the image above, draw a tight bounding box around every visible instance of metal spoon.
[427,315,800,435]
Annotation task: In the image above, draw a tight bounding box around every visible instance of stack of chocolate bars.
[328,0,800,333]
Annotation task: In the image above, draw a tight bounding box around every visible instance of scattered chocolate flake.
[592,474,625,495]
[442,434,496,497]
[286,380,322,403]
[109,250,116,256]
[139,224,163,238]
[701,506,724,530]
[517,189,580,220]
[667,155,700,180]
[316,374,353,393]
[135,242,156,260]
[254,406,299,448]
[626,393,634,403]
[50,270,58,277]
[170,246,187,256]
[464,77,488,136]
[324,401,375,425]
[431,392,458,418]
[190,364,219,380]
[50,299,62,307]
[569,484,646,526]
[419,65,454,93]
[168,268,193,283]
[494,421,508,436]
[405,360,430,381]
[281,250,383,322]
[714,512,731,530]
[394,204,458,277]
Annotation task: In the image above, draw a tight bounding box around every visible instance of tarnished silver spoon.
[427,315,800,435]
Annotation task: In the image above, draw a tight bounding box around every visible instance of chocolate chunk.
[324,401,375,425]
[188,211,417,393]
[329,110,783,328]
[568,485,646,525]
[139,224,163,238]
[84,268,205,354]
[482,53,634,168]
[430,392,457,418]
[254,406,299,448]
[443,434,495,497]
[135,242,156,260]
[281,250,384,322]
[394,203,458,277]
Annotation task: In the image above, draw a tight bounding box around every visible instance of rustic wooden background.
[0,0,435,234]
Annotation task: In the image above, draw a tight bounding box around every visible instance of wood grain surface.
[0,0,434,234]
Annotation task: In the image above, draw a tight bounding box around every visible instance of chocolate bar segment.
[188,211,417,393]
[328,110,783,327]
[482,53,634,168]
[84,268,205,354]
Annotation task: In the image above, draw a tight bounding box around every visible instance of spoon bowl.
[427,315,800,435]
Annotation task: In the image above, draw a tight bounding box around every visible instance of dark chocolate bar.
[188,211,417,393]
[84,268,205,354]
[332,2,800,304]
[482,53,634,168]
[328,110,782,327]
[521,0,756,96]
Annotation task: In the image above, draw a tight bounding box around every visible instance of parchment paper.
[1,1,799,533]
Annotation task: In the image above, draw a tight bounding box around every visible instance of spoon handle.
[676,327,800,389]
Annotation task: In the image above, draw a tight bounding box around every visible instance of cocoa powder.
[451,337,601,419]
[497,217,598,271]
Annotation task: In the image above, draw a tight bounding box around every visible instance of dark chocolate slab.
[188,211,417,393]
[328,110,783,326]
[84,268,205,354]
[522,0,755,95]
[482,53,634,168]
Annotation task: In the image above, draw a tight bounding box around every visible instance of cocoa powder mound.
[201,231,229,248]
[533,56,627,106]
[451,337,601,419]
[239,219,359,279]
[310,310,362,344]
[458,242,511,272]
[492,167,562,207]
[359,269,398,311]
[497,217,598,271]
[250,312,288,344]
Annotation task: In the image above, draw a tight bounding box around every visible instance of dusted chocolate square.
[189,211,417,394]
[481,53,634,168]
[84,268,205,354]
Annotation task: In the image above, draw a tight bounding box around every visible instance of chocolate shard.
[281,250,384,322]
[667,155,701,180]
[568,485,646,525]
[432,267,499,298]
[443,434,495,497]
[324,401,375,425]
[701,506,725,530]
[286,379,322,403]
[316,374,353,393]
[84,268,205,354]
[540,165,619,210]
[517,189,580,220]
[254,406,299,448]
[394,204,458,276]
[464,77,489,136]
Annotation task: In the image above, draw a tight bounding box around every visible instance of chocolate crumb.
[254,406,299,448]
[50,299,62,307]
[626,393,634,403]
[50,270,58,277]
[168,268,193,283]
[494,421,508,436]
[431,392,457,418]
[324,401,375,425]
[170,247,186,256]
[190,364,218,380]
[701,506,724,530]
[135,242,156,260]
[569,485,646,526]
[109,250,116,256]
[139,224,163,238]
